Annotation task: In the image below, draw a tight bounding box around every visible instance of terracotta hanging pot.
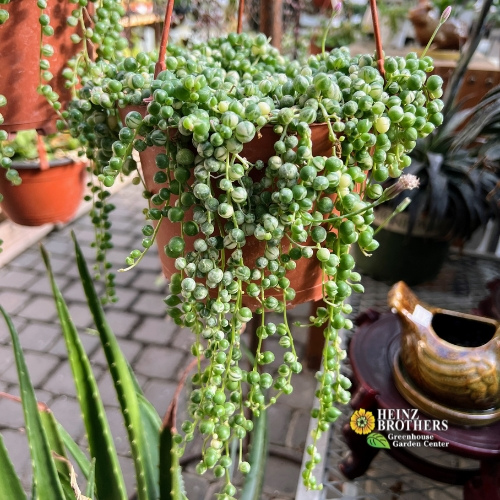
[118,104,336,309]
[0,0,85,134]
[0,158,87,226]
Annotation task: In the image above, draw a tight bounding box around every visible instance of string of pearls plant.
[0,0,124,296]
[66,32,443,495]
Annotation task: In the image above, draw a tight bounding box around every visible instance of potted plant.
[0,239,269,499]
[60,0,447,485]
[354,86,500,285]
[0,130,88,226]
[0,0,127,294]
[354,0,500,286]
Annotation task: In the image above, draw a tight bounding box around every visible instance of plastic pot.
[0,158,87,226]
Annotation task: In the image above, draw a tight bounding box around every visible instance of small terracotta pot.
[0,1,86,134]
[0,158,87,226]
[119,105,336,309]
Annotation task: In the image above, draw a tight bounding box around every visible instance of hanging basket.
[0,158,87,226]
[0,1,85,134]
[116,0,386,309]
[118,104,335,309]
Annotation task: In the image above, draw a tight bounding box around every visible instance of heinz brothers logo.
[350,408,449,449]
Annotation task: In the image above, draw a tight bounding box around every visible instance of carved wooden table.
[339,312,500,500]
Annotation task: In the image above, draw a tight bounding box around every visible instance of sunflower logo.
[350,408,376,435]
[349,408,390,449]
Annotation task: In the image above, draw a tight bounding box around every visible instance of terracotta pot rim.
[10,157,86,170]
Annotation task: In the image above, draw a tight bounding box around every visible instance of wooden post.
[259,0,283,50]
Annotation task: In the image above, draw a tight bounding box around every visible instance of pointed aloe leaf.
[41,246,128,500]
[72,233,159,500]
[159,428,187,500]
[39,406,72,496]
[56,423,91,480]
[0,434,27,500]
[86,459,96,499]
[138,393,161,482]
[0,306,65,500]
[240,410,268,500]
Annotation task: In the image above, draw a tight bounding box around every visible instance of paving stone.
[105,248,132,267]
[49,331,100,358]
[182,472,212,500]
[66,302,94,329]
[63,226,97,244]
[49,395,85,441]
[91,338,142,367]
[263,455,301,495]
[281,370,316,410]
[108,231,136,248]
[143,378,178,416]
[32,253,72,274]
[9,250,40,269]
[17,297,57,322]
[133,345,185,379]
[0,396,26,429]
[132,317,175,345]
[138,252,163,272]
[118,454,136,495]
[96,371,119,407]
[42,237,73,256]
[0,389,53,428]
[25,275,71,296]
[95,309,140,338]
[268,404,291,447]
[0,316,27,344]
[0,269,39,289]
[131,292,166,316]
[111,269,135,287]
[0,290,29,315]
[104,405,130,455]
[168,326,194,352]
[43,364,78,397]
[286,409,310,450]
[106,287,139,310]
[130,271,165,291]
[1,351,59,387]
[1,429,32,490]
[61,281,100,302]
[19,323,60,352]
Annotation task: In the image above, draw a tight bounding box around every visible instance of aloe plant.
[0,235,267,499]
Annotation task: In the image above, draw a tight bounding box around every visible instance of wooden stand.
[340,312,500,499]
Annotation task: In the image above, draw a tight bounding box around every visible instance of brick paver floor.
[0,183,317,500]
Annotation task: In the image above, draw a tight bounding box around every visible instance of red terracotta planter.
[0,1,84,134]
[0,158,87,226]
[119,105,336,309]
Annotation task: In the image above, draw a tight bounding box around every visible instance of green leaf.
[41,246,128,500]
[72,233,159,500]
[39,408,72,497]
[0,434,27,500]
[240,410,268,500]
[56,423,91,480]
[0,306,65,500]
[366,433,390,449]
[159,427,187,500]
[86,458,96,499]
